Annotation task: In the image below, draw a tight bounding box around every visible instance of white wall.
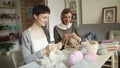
[47,0,120,41]
[48,0,65,41]
[82,0,120,24]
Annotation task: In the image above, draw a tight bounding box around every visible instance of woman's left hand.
[56,42,63,49]
[70,32,81,42]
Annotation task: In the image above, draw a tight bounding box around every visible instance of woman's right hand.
[56,42,63,49]
[44,44,56,56]
[62,33,69,44]
[46,44,57,52]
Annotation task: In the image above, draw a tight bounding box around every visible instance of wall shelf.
[0,0,20,45]
[65,0,82,25]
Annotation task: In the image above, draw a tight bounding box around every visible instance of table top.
[19,51,114,68]
[92,52,113,68]
[19,62,39,68]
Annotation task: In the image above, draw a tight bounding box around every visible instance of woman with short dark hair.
[19,4,62,64]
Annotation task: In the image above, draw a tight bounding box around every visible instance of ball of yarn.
[79,46,87,55]
[97,48,108,55]
[71,58,92,68]
[67,51,83,66]
[84,52,98,62]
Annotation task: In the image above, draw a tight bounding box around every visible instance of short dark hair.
[32,4,50,16]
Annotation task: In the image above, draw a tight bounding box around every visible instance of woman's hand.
[44,44,57,56]
[63,33,81,41]
[62,33,70,44]
[56,42,63,49]
[70,32,81,42]
[47,42,63,50]
[62,33,81,44]
[47,44,57,51]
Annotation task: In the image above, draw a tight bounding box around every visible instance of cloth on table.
[97,40,119,55]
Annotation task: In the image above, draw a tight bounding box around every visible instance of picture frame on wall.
[102,6,117,23]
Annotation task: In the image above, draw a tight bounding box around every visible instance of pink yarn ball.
[84,52,98,62]
[67,51,83,66]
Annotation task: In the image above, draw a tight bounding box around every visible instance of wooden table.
[19,51,115,68]
[92,52,114,68]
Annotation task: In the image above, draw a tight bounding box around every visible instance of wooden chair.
[11,50,24,68]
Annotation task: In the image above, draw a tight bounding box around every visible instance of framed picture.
[102,6,117,23]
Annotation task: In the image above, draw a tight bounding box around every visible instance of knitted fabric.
[63,37,81,50]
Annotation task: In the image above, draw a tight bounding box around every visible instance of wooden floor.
[0,54,14,68]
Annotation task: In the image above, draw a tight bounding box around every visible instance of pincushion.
[81,41,99,54]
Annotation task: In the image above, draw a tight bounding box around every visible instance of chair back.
[109,30,120,42]
[11,50,24,68]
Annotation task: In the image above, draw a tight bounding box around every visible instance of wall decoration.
[27,7,33,18]
[102,6,117,23]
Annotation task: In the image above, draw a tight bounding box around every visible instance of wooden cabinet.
[65,0,82,26]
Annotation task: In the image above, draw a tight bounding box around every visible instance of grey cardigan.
[19,26,50,64]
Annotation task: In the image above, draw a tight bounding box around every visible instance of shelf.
[65,0,82,24]
[103,64,111,67]
[0,5,15,9]
[0,41,15,51]
[72,20,77,23]
[0,18,17,20]
[0,41,14,45]
[0,0,19,52]
[68,0,76,2]
[70,8,77,11]
[0,14,17,20]
[0,30,11,32]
